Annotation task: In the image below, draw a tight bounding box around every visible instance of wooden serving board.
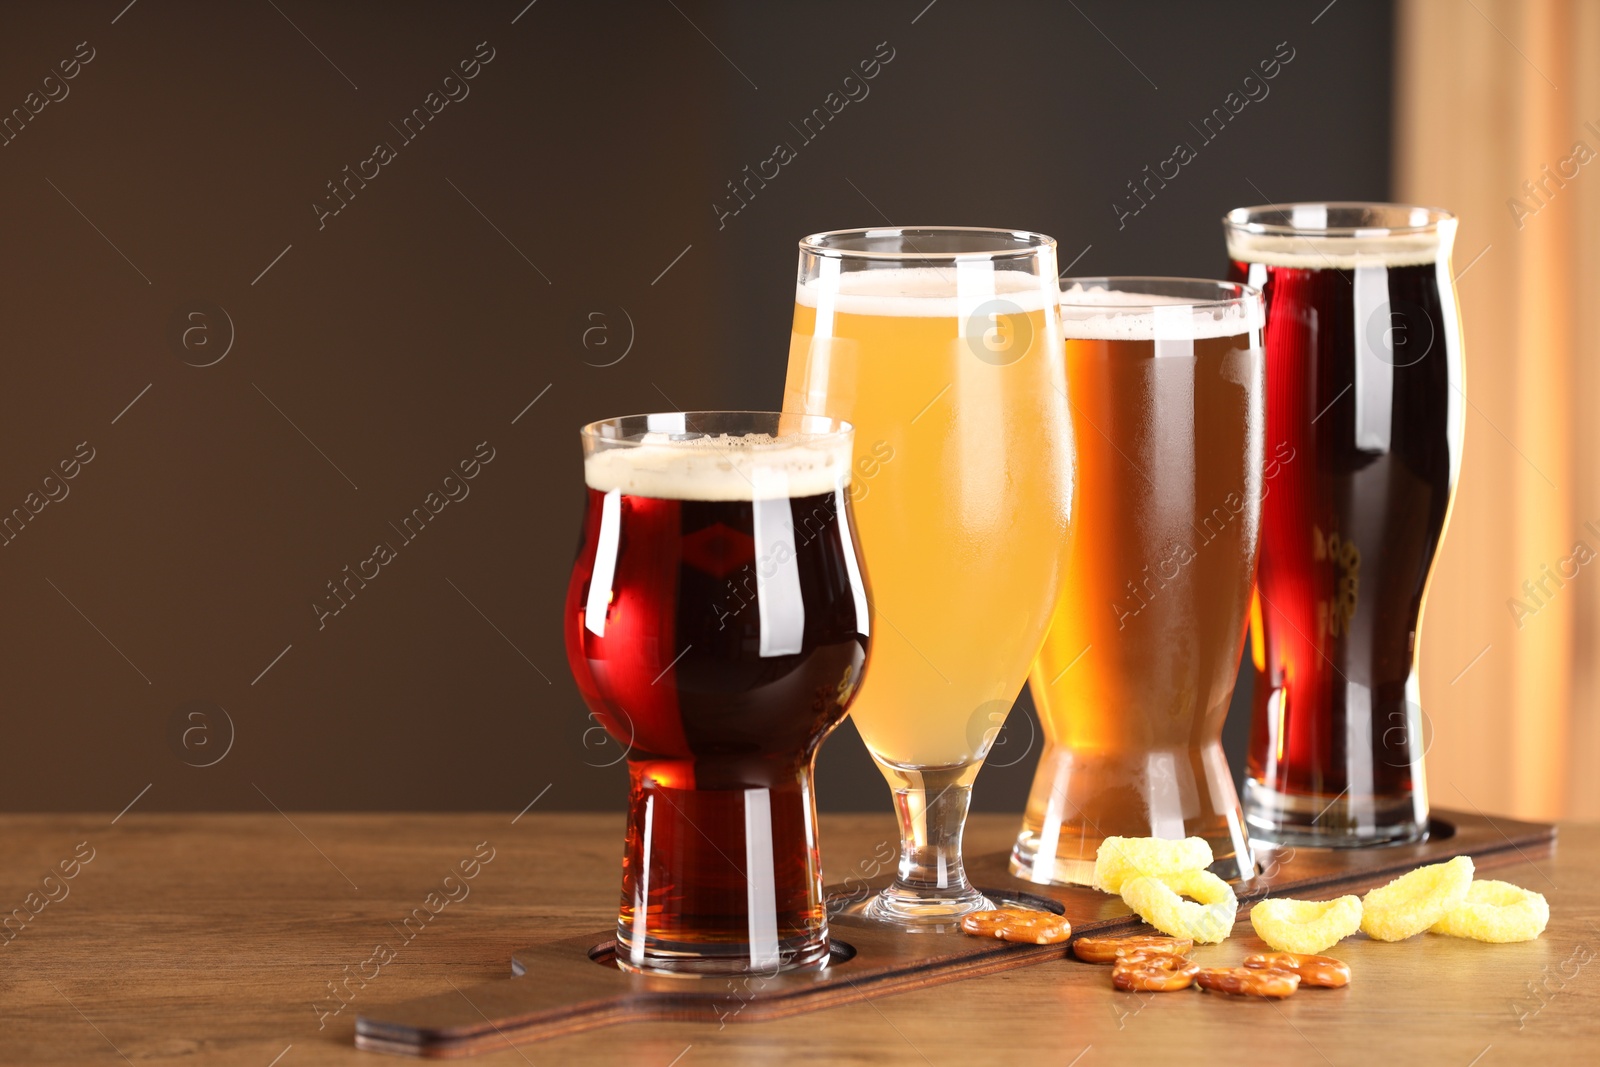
[355,809,1554,1058]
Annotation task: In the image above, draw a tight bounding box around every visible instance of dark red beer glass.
[565,412,870,974]
[1225,204,1464,847]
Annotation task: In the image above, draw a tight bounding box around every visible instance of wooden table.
[5,812,1596,1064]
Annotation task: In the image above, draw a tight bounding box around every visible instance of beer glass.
[1013,279,1265,886]
[564,411,871,975]
[785,228,1072,924]
[1224,204,1464,847]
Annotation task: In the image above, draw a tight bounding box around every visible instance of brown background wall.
[0,0,1392,813]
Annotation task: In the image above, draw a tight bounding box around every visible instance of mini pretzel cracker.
[1111,953,1200,992]
[1360,856,1474,942]
[958,908,1073,945]
[1243,951,1350,988]
[1195,966,1301,998]
[1430,879,1549,943]
[1249,895,1363,954]
[1092,836,1214,894]
[1120,869,1239,944]
[1072,934,1194,964]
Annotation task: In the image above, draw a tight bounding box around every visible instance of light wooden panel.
[1397,0,1600,819]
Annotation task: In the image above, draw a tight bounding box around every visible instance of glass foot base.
[1243,778,1428,849]
[1008,741,1256,885]
[827,885,1059,933]
[862,885,995,927]
[1008,832,1095,887]
[613,929,832,977]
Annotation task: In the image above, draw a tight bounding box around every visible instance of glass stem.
[877,767,988,917]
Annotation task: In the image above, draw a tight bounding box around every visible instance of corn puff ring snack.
[1120,869,1239,944]
[1430,879,1549,943]
[1249,895,1362,954]
[1360,856,1473,942]
[1092,836,1214,894]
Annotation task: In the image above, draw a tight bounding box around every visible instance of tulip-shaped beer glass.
[565,412,871,974]
[1225,204,1464,847]
[785,228,1074,925]
[1014,279,1265,886]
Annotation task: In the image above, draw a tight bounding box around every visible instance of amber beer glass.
[785,228,1072,924]
[1225,204,1464,847]
[564,412,871,974]
[1013,280,1265,885]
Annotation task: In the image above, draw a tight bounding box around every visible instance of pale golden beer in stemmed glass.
[784,228,1073,925]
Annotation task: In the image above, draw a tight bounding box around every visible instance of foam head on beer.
[795,265,1055,317]
[1223,204,1449,269]
[1058,282,1266,341]
[584,432,851,501]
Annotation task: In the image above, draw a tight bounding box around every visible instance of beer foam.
[795,266,1055,317]
[583,433,850,501]
[1225,229,1443,269]
[1058,284,1264,341]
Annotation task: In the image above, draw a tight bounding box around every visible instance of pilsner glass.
[784,228,1072,925]
[564,412,871,975]
[1012,279,1265,886]
[1224,204,1464,847]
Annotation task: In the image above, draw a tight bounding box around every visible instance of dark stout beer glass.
[1224,204,1464,847]
[564,412,871,974]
